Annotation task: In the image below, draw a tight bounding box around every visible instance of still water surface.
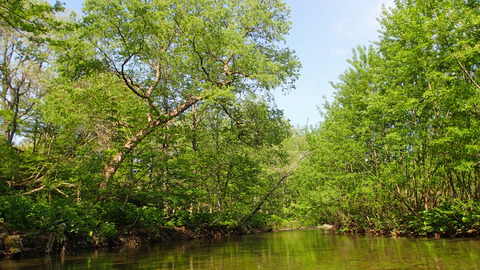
[2,229,480,269]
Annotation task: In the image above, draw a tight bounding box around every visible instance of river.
[2,229,480,269]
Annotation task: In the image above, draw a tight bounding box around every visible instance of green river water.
[2,229,480,269]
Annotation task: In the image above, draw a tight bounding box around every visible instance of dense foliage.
[0,0,302,252]
[2,0,480,255]
[289,0,480,236]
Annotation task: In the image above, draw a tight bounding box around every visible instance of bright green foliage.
[293,0,480,235]
[0,0,64,35]
[0,0,303,250]
[50,0,300,188]
[75,0,299,106]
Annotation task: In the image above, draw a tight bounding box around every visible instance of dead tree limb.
[240,152,308,225]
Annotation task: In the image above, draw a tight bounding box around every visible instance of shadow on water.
[2,229,480,269]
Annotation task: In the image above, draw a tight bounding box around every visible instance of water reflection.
[2,230,480,269]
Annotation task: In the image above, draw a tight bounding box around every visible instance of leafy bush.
[408,200,480,235]
[0,196,37,231]
[139,206,165,229]
[189,212,215,226]
[98,222,117,241]
[100,201,139,226]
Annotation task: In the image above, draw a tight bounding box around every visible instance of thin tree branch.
[240,152,309,225]
[455,57,480,91]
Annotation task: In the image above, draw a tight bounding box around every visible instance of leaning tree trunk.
[100,96,200,189]
[240,152,308,225]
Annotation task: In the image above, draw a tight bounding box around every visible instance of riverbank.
[0,222,273,259]
[5,228,480,269]
[4,213,480,261]
[1,220,335,259]
[333,225,480,239]
[3,222,480,260]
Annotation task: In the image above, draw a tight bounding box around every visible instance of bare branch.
[119,52,150,99]
[455,57,480,91]
[17,185,45,196]
[53,187,69,197]
[190,37,211,80]
[240,152,309,224]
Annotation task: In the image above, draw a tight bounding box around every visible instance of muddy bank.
[0,223,265,259]
[6,222,480,260]
[333,225,480,239]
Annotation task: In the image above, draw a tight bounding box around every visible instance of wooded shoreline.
[2,221,480,259]
[2,0,480,261]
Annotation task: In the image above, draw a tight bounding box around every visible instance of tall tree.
[298,0,480,232]
[0,0,63,145]
[58,0,300,189]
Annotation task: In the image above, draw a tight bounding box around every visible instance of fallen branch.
[240,152,308,225]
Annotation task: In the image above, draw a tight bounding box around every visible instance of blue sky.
[55,0,395,127]
[278,0,395,127]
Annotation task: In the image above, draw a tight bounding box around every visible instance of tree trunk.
[100,96,200,189]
